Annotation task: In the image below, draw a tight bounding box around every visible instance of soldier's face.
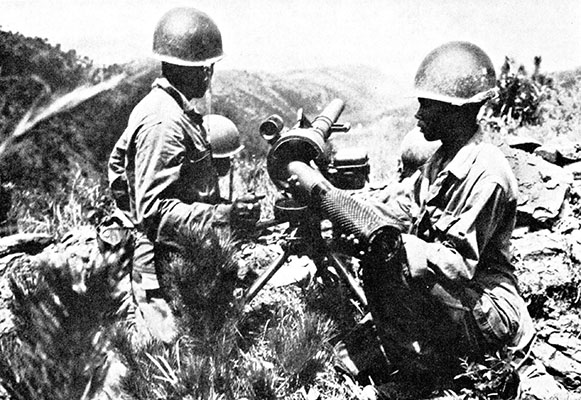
[179,64,214,99]
[415,98,459,142]
[213,157,231,177]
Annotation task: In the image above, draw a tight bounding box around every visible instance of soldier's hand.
[401,234,434,280]
[230,193,264,231]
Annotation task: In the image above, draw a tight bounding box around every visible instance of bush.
[486,56,555,126]
[0,227,131,400]
[5,167,113,237]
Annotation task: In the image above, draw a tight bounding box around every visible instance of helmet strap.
[228,165,234,202]
[206,79,213,116]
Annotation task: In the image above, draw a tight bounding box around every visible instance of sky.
[2,0,580,98]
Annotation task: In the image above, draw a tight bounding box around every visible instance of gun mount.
[245,100,402,305]
[260,99,399,255]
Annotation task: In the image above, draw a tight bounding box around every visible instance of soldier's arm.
[133,121,231,233]
[108,131,131,210]
[403,179,509,282]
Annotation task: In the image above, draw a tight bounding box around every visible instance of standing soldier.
[108,7,259,342]
[363,41,536,397]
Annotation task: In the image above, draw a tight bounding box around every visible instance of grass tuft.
[0,228,132,399]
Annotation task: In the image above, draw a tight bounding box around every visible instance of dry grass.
[0,227,131,400]
[6,167,112,238]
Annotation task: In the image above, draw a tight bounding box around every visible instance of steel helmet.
[203,114,244,158]
[414,41,497,106]
[153,7,223,66]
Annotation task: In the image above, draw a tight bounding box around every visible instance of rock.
[533,137,581,166]
[553,210,581,235]
[547,333,581,354]
[560,145,581,164]
[0,233,54,258]
[564,161,581,181]
[534,143,560,164]
[518,358,571,400]
[511,230,567,259]
[516,253,573,295]
[532,340,581,387]
[505,134,542,153]
[503,147,573,226]
[514,236,575,306]
[511,225,530,239]
[267,255,317,288]
[567,230,581,263]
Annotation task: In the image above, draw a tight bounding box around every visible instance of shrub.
[4,167,113,237]
[0,227,131,399]
[486,56,555,126]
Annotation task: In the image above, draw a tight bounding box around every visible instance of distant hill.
[553,66,581,89]
[211,65,406,156]
[1,29,579,192]
[0,28,408,190]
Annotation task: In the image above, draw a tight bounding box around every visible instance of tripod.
[244,200,368,307]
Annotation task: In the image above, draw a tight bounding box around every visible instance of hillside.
[0,28,408,192]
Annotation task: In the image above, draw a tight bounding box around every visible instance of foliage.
[0,227,132,399]
[481,65,581,159]
[0,29,144,190]
[225,156,279,220]
[112,226,343,399]
[0,30,91,93]
[266,298,336,390]
[157,221,240,338]
[486,56,555,126]
[4,167,114,238]
[455,351,520,400]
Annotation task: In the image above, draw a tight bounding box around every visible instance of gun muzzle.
[311,99,345,140]
[259,114,284,143]
[265,99,346,191]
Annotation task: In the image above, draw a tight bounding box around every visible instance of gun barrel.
[287,160,401,255]
[311,99,345,140]
[287,161,333,196]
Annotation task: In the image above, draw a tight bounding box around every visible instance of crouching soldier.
[363,42,537,397]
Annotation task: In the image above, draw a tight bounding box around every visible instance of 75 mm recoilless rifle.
[244,99,402,304]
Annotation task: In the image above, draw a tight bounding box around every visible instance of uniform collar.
[152,77,204,123]
[430,128,483,181]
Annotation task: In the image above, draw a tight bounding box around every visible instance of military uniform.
[108,77,230,340]
[367,130,535,377]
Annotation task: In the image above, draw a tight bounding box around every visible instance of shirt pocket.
[179,150,219,203]
[432,211,459,236]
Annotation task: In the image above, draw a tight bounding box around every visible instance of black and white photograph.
[1,1,580,399]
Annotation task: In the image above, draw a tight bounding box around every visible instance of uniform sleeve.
[368,171,422,232]
[403,179,509,281]
[133,120,230,235]
[108,131,130,210]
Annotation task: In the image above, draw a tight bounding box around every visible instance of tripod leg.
[328,253,368,307]
[244,246,293,304]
